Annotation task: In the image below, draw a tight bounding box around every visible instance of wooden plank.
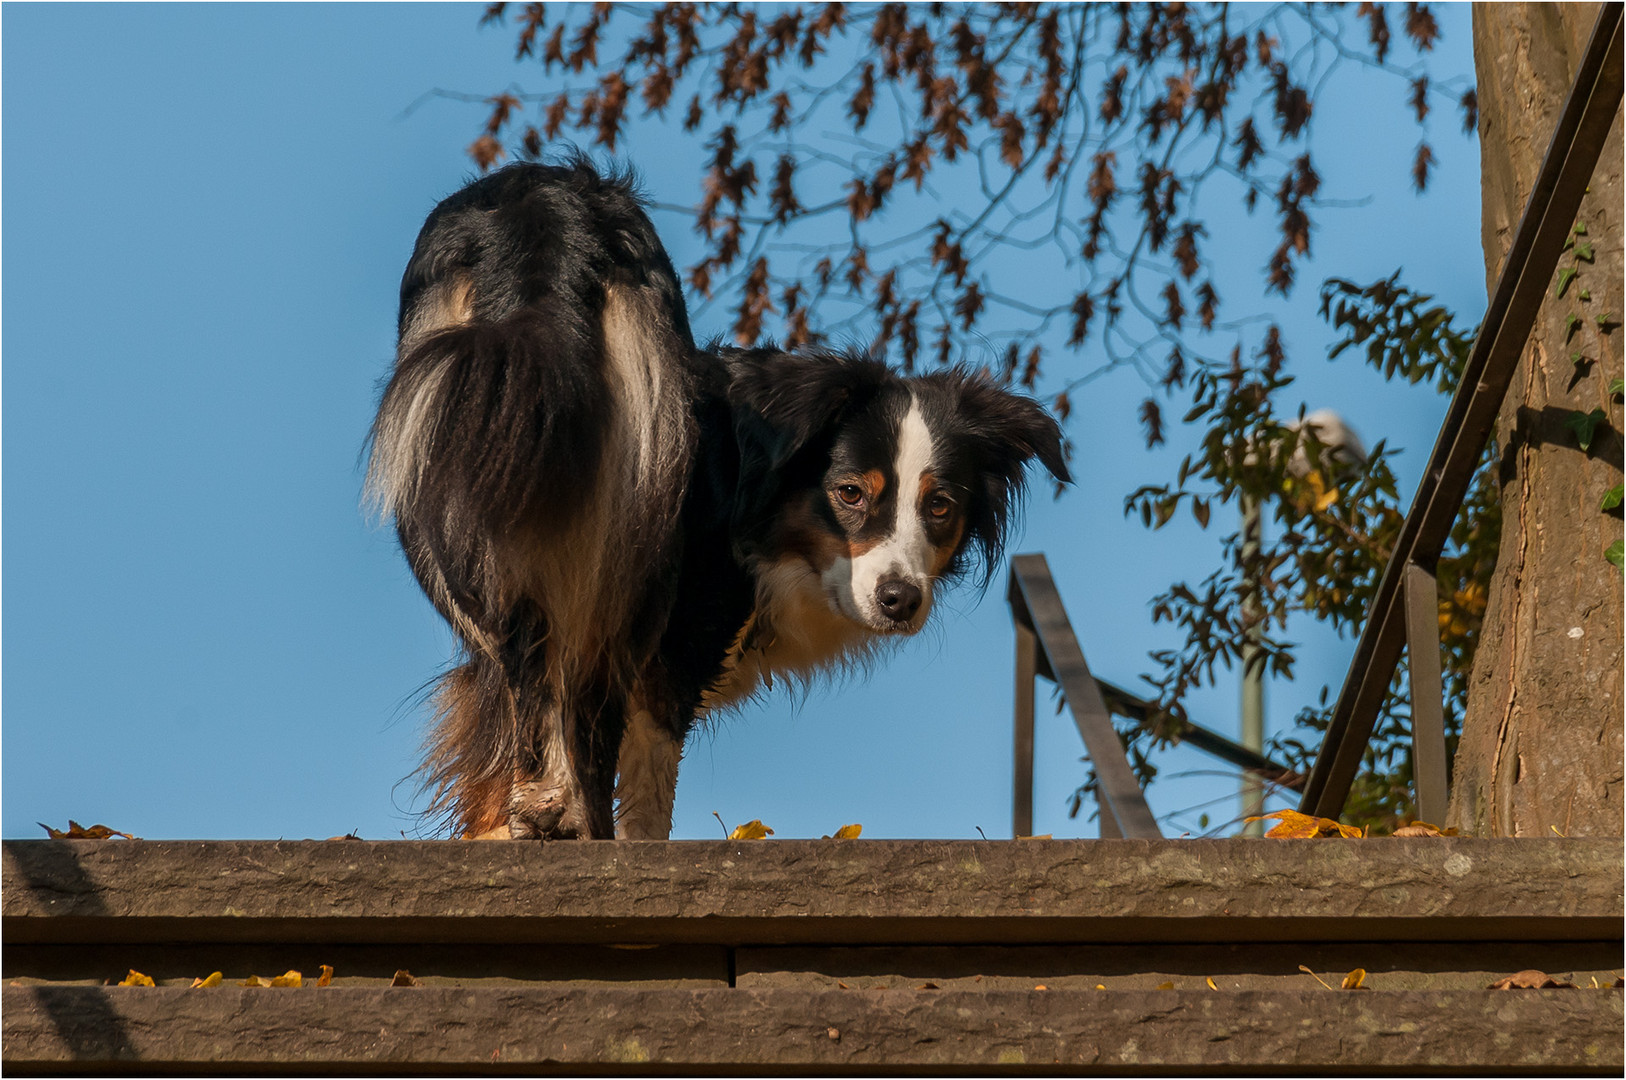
[733,941,1625,992]
[4,986,1619,1073]
[4,839,1619,946]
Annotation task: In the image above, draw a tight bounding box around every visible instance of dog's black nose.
[876,579,923,623]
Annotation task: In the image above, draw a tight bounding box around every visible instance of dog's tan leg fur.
[614,705,681,839]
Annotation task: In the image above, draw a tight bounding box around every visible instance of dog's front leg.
[613,705,682,840]
[505,678,599,839]
[507,711,593,840]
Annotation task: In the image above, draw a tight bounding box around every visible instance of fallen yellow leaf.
[191,972,223,988]
[118,970,154,987]
[1155,981,1175,990]
[1246,809,1364,839]
[241,975,274,988]
[831,824,862,839]
[269,970,302,988]
[1341,968,1367,990]
[316,965,334,987]
[391,969,420,987]
[729,819,774,840]
[1205,976,1218,991]
[465,823,513,840]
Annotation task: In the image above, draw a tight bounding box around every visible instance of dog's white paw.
[508,780,591,840]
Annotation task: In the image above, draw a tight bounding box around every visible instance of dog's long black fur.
[369,157,1068,839]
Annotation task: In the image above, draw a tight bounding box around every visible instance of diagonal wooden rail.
[1299,1,1625,820]
[1008,553,1163,838]
[1008,553,1304,838]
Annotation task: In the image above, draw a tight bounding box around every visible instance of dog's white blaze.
[614,706,682,839]
[838,394,937,630]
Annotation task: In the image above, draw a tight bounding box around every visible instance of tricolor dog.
[368,158,1068,840]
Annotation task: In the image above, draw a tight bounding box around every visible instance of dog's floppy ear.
[731,350,856,470]
[952,373,1071,484]
[728,348,889,540]
[939,371,1070,585]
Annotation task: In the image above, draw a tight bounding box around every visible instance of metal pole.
[1240,495,1265,835]
[1013,623,1037,838]
[1403,562,1451,824]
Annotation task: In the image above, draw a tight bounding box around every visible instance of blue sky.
[2,4,1484,841]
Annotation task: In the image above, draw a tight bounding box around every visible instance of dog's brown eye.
[836,484,865,507]
[927,494,953,519]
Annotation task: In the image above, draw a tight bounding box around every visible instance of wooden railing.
[1008,2,1623,833]
[1299,1,1624,821]
[1007,553,1302,839]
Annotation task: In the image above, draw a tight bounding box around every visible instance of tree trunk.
[1448,3,1624,837]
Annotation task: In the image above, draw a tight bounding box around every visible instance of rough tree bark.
[1448,2,1624,837]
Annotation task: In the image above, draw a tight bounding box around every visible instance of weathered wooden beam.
[5,839,1619,945]
[4,985,1619,1074]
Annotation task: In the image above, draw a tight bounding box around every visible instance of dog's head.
[730,349,1069,635]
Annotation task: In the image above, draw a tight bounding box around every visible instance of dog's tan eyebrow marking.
[917,472,938,505]
[862,469,886,497]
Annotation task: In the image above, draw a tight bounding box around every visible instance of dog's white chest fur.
[700,559,877,712]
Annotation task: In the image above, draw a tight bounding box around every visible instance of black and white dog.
[369,158,1068,840]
